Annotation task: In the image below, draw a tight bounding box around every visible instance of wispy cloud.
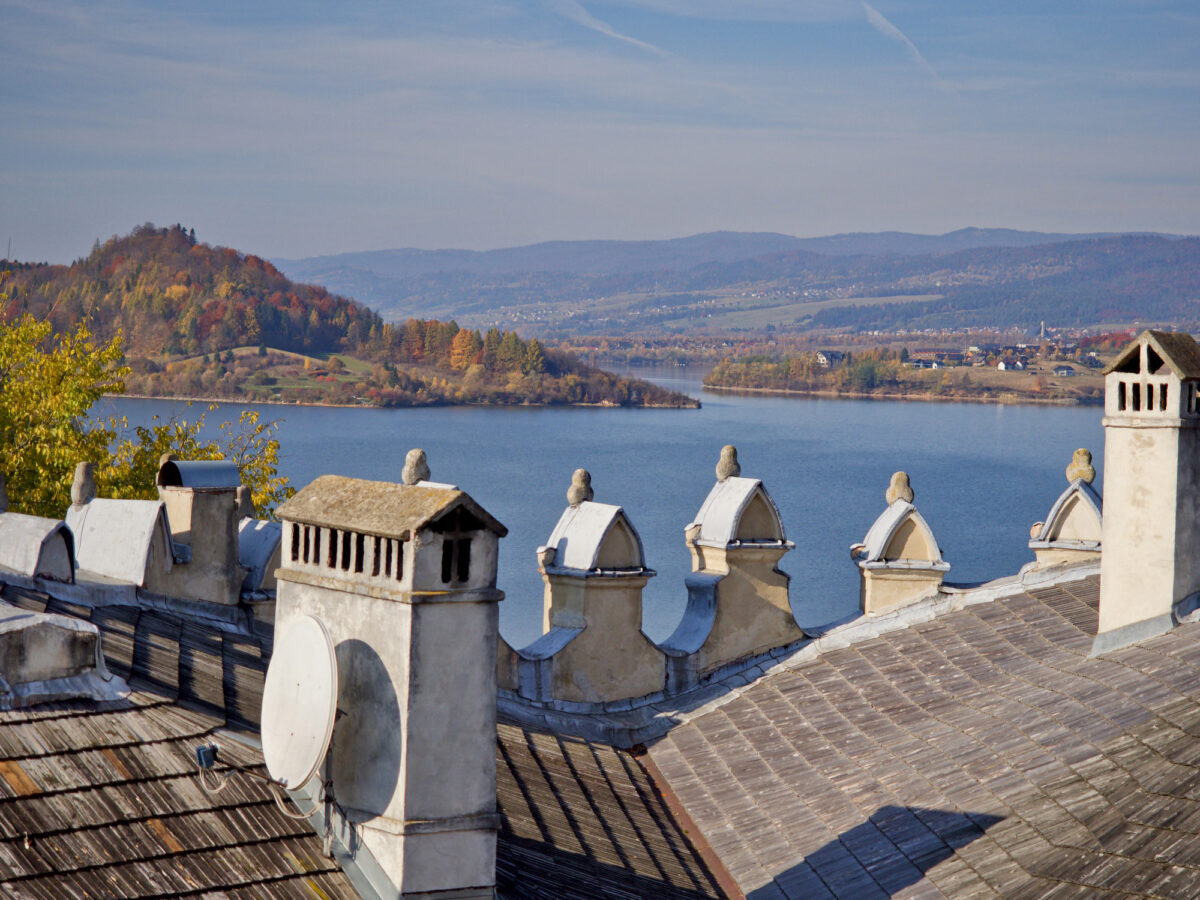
[544,0,670,58]
[861,1,937,80]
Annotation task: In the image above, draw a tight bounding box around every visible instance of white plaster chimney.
[1096,330,1200,653]
[273,468,506,899]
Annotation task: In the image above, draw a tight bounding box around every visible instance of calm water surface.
[102,372,1103,648]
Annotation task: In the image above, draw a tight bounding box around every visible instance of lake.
[101,373,1104,649]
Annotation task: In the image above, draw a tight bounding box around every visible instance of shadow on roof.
[750,805,1004,899]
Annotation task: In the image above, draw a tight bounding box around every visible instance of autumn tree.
[0,312,292,518]
[450,328,482,370]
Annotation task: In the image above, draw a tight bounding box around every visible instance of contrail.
[861,1,937,79]
[546,0,671,59]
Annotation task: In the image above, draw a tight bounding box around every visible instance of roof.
[157,459,241,489]
[688,477,785,546]
[649,576,1200,899]
[495,722,727,899]
[541,502,646,572]
[0,585,357,899]
[1104,330,1200,378]
[65,499,173,586]
[276,475,507,540]
[0,583,718,899]
[0,513,74,581]
[0,690,360,899]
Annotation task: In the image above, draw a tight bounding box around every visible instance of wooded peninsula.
[0,225,697,409]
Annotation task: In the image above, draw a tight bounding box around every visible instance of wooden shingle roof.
[649,577,1200,899]
[496,722,727,899]
[0,584,720,899]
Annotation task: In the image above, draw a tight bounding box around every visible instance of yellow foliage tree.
[449,328,481,370]
[0,313,292,518]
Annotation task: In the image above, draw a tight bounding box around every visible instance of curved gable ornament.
[689,476,787,547]
[851,473,949,615]
[540,501,649,574]
[1030,480,1102,550]
[854,500,948,571]
[1029,449,1103,572]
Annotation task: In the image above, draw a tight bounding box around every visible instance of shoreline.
[112,391,700,411]
[701,383,1097,407]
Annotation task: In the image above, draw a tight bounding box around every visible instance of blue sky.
[2,0,1198,262]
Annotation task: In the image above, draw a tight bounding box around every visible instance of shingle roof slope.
[649,577,1200,899]
[0,585,355,900]
[496,722,727,899]
[0,692,358,899]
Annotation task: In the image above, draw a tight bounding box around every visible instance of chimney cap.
[157,459,241,490]
[277,474,508,540]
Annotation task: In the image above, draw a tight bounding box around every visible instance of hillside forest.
[0,225,695,408]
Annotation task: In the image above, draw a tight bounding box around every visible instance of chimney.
[155,458,245,605]
[1096,330,1200,652]
[273,461,506,899]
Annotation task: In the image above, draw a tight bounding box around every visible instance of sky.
[2,0,1199,263]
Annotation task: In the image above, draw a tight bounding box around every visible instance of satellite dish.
[261,614,338,789]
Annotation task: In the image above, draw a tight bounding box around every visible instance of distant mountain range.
[273,229,1197,335]
[276,228,1146,280]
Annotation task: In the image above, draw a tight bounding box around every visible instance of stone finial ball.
[1066,448,1095,485]
[567,468,594,507]
[402,448,431,486]
[886,471,914,505]
[71,461,96,507]
[716,445,741,482]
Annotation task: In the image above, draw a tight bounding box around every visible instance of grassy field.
[658,293,942,331]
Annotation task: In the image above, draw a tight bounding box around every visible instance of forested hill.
[0,224,697,408]
[0,223,381,356]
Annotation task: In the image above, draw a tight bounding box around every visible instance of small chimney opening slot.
[1160,383,1169,412]
[340,530,352,572]
[1132,383,1142,412]
[327,529,338,568]
[313,528,321,566]
[1118,381,1127,411]
[291,524,300,563]
[372,536,382,576]
[456,538,471,582]
[395,540,405,581]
